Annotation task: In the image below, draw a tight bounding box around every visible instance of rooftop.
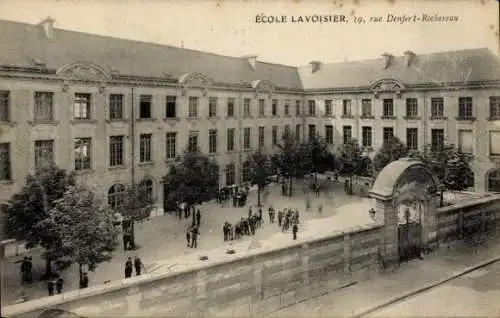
[1,18,499,90]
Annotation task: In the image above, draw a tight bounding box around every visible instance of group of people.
[47,277,65,296]
[222,206,264,241]
[270,206,300,239]
[124,256,145,278]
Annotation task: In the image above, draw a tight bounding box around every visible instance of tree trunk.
[440,190,444,207]
[288,177,293,197]
[79,263,83,282]
[350,175,354,195]
[43,257,52,280]
[192,204,196,226]
[314,172,318,184]
[257,186,261,207]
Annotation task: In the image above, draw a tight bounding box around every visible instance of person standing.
[186,227,191,247]
[258,207,263,225]
[20,256,29,284]
[292,222,298,240]
[191,226,199,248]
[56,277,64,294]
[80,273,89,289]
[196,209,201,226]
[278,210,283,227]
[124,257,133,278]
[134,256,144,276]
[47,280,55,296]
[268,207,273,223]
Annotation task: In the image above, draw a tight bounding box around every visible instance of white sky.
[0,0,498,66]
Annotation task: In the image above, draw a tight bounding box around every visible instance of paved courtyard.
[1,177,371,306]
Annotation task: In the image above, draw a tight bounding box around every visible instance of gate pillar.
[373,196,399,270]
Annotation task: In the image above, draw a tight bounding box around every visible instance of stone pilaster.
[422,196,438,249]
[376,198,399,270]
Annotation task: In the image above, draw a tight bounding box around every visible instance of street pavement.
[367,260,500,317]
[269,236,500,317]
[1,177,369,306]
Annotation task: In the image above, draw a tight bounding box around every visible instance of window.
[361,99,372,117]
[272,99,278,116]
[188,96,198,118]
[0,143,11,180]
[431,98,444,117]
[244,127,251,149]
[342,99,352,116]
[383,99,394,117]
[225,164,236,186]
[362,127,372,147]
[242,161,251,182]
[295,124,301,141]
[458,130,473,154]
[0,91,9,121]
[188,131,199,152]
[207,97,217,118]
[259,99,265,116]
[284,124,290,135]
[325,100,333,116]
[243,98,251,117]
[284,100,290,116]
[74,93,91,120]
[74,138,91,170]
[487,170,500,192]
[406,98,418,117]
[489,131,500,156]
[109,136,124,167]
[325,125,334,144]
[308,124,316,141]
[139,95,152,119]
[406,128,418,150]
[489,97,500,119]
[272,126,278,146]
[227,128,235,151]
[166,132,177,159]
[458,97,473,118]
[227,98,235,117]
[139,134,152,162]
[139,179,153,202]
[108,184,125,210]
[295,100,301,116]
[34,92,53,121]
[383,127,394,144]
[259,127,265,148]
[34,140,54,169]
[166,96,177,118]
[109,94,123,120]
[343,126,352,144]
[308,100,316,116]
[431,129,444,151]
[209,129,217,154]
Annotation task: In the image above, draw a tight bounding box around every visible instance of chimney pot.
[381,53,393,69]
[243,55,257,70]
[403,50,416,67]
[309,61,322,73]
[39,16,55,39]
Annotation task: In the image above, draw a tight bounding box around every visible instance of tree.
[373,136,408,175]
[298,134,334,183]
[4,163,76,279]
[273,129,301,196]
[37,185,118,282]
[337,138,372,194]
[248,151,273,207]
[163,147,219,215]
[415,143,474,206]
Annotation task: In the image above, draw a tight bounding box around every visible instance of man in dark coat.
[278,210,283,227]
[134,256,143,276]
[80,273,89,289]
[186,227,191,247]
[125,257,133,278]
[292,223,298,240]
[191,226,199,248]
[196,209,201,226]
[56,277,64,294]
[47,280,55,296]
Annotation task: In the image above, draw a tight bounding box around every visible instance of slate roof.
[0,19,302,89]
[1,19,499,90]
[298,48,500,90]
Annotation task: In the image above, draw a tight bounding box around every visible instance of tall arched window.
[139,179,154,201]
[487,170,500,192]
[225,164,235,186]
[242,161,251,183]
[108,183,125,210]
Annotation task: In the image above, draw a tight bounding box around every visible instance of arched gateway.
[369,158,441,267]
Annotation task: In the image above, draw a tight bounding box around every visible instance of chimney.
[381,53,393,69]
[39,16,55,39]
[403,50,416,67]
[309,61,322,73]
[244,55,257,70]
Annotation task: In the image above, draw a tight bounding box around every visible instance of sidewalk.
[269,236,500,317]
[1,179,368,306]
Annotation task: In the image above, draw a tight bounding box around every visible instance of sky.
[0,0,498,66]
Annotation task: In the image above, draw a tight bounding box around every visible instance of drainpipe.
[131,87,136,188]
[423,91,428,153]
[238,92,243,186]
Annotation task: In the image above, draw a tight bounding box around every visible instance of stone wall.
[3,224,382,318]
[436,194,500,244]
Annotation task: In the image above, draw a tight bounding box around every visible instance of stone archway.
[369,158,441,269]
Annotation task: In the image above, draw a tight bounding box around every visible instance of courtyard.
[1,175,372,306]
